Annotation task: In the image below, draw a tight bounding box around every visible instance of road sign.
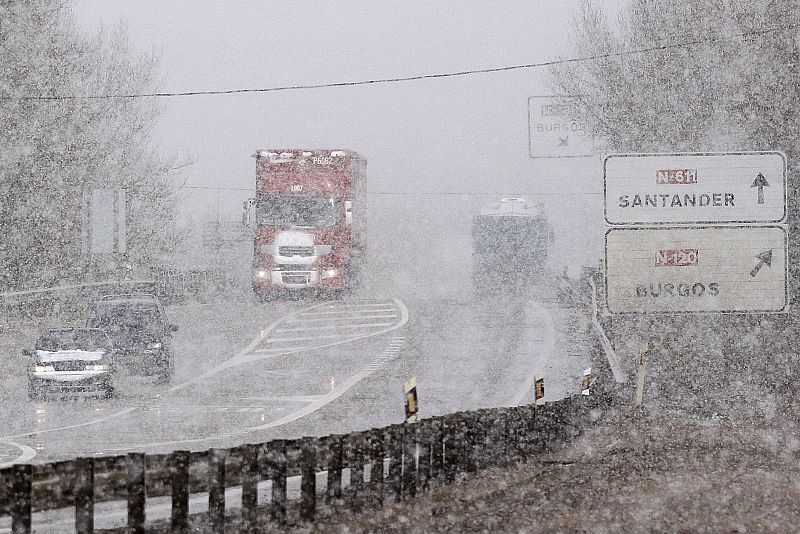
[604,152,786,225]
[528,96,594,158]
[605,226,787,313]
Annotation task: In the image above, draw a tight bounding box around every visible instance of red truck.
[250,149,367,298]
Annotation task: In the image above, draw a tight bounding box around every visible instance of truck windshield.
[256,195,336,227]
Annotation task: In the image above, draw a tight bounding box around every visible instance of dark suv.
[87,294,178,383]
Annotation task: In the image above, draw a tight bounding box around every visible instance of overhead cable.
[3,21,797,101]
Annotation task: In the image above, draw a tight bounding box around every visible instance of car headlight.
[34,365,47,373]
[255,269,269,279]
[321,268,340,279]
[147,342,162,350]
[88,364,108,371]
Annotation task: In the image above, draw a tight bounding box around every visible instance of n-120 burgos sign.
[605,226,787,314]
[604,152,786,225]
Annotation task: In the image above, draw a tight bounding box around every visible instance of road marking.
[93,302,410,452]
[0,299,406,446]
[0,440,37,467]
[285,313,398,323]
[274,322,396,333]
[253,346,310,353]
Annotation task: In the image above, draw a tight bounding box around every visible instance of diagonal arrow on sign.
[750,249,773,277]
[751,173,770,205]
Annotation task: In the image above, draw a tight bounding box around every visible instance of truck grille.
[51,361,86,372]
[277,264,313,272]
[277,246,314,257]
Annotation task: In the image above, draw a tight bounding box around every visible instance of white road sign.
[605,226,787,313]
[604,152,786,225]
[528,96,594,158]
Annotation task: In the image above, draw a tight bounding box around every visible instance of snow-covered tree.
[0,0,181,289]
[552,0,800,289]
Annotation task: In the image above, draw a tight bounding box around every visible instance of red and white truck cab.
[250,149,366,298]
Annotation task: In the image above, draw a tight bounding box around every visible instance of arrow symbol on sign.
[751,173,770,204]
[750,250,773,277]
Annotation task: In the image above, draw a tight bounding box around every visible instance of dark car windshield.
[256,195,336,227]
[88,302,165,334]
[35,330,111,352]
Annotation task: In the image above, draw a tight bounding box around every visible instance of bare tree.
[550,0,800,156]
[0,0,182,289]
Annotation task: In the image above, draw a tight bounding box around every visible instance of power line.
[177,184,601,196]
[4,21,797,101]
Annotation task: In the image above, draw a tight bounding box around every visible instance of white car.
[26,328,116,400]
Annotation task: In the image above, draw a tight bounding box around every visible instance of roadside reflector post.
[581,367,592,396]
[634,342,650,407]
[404,377,419,423]
[534,374,545,406]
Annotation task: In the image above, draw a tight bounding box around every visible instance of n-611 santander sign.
[604,151,786,225]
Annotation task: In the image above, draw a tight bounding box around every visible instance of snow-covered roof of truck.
[254,149,363,164]
[479,197,545,217]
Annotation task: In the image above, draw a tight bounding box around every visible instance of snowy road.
[0,286,589,466]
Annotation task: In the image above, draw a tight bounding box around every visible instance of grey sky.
[70,0,627,274]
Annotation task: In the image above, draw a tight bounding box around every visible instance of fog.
[70,1,626,284]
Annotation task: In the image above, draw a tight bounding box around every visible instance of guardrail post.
[74,457,94,534]
[474,410,488,470]
[501,408,513,467]
[300,438,317,522]
[170,450,190,534]
[387,425,403,502]
[348,433,365,513]
[325,435,343,507]
[430,418,445,488]
[417,422,431,492]
[126,453,146,534]
[367,429,384,508]
[208,449,226,533]
[524,403,538,458]
[12,463,32,534]
[265,440,287,525]
[443,415,458,483]
[402,423,416,499]
[241,444,259,533]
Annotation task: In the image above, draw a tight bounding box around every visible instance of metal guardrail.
[0,395,602,532]
[0,271,231,320]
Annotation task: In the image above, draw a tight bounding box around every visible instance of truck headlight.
[255,269,269,279]
[88,364,108,371]
[34,365,46,373]
[321,268,340,279]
